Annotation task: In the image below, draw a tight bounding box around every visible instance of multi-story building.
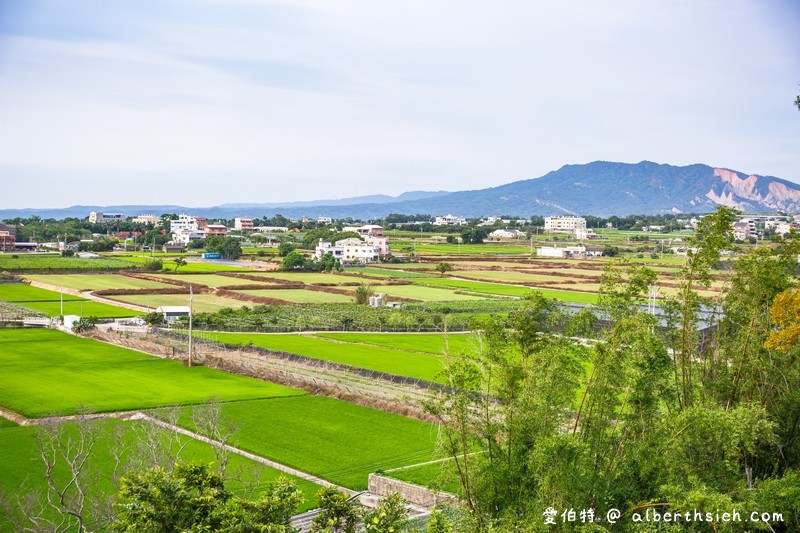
[89,212,125,224]
[132,214,160,225]
[170,214,205,244]
[732,222,753,241]
[544,215,586,234]
[317,217,333,225]
[0,222,16,251]
[354,225,389,258]
[315,237,382,264]
[204,224,228,237]
[234,218,254,231]
[433,214,467,226]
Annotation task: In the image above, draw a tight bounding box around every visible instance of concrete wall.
[368,474,459,508]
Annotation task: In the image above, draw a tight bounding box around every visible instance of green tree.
[354,283,375,305]
[281,250,307,270]
[435,262,454,276]
[173,257,187,272]
[278,242,295,257]
[112,462,302,532]
[205,236,242,259]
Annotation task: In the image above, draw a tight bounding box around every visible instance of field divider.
[0,406,354,495]
[133,413,357,496]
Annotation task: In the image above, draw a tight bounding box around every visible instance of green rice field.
[23,273,175,291]
[149,273,277,288]
[243,272,364,285]
[191,332,447,382]
[180,396,441,490]
[368,284,485,302]
[0,420,320,530]
[316,332,477,356]
[0,329,305,417]
[0,254,137,271]
[109,293,248,313]
[234,289,355,304]
[0,283,138,317]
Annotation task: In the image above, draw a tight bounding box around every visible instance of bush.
[141,259,164,271]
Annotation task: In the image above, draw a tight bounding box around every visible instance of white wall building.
[317,217,333,224]
[536,245,587,259]
[170,214,205,244]
[544,216,586,234]
[89,212,124,224]
[433,214,467,226]
[316,237,382,264]
[132,214,160,225]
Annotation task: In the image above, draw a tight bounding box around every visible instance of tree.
[205,236,242,259]
[113,462,302,532]
[173,257,187,272]
[796,92,800,111]
[278,242,295,257]
[435,262,454,276]
[281,250,307,270]
[354,283,375,305]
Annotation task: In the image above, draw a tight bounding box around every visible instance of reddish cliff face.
[706,168,800,211]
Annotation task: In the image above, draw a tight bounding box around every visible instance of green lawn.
[192,332,447,382]
[0,283,139,318]
[180,396,441,490]
[115,255,254,272]
[0,420,320,529]
[0,254,137,271]
[23,274,175,291]
[454,270,589,283]
[234,289,355,304]
[110,293,248,313]
[0,329,306,417]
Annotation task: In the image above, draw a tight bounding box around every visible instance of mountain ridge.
[2,161,798,220]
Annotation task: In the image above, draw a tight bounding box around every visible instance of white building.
[171,214,205,244]
[155,306,191,323]
[433,214,467,226]
[575,228,598,240]
[544,216,586,234]
[316,237,382,264]
[317,217,333,225]
[234,218,254,231]
[490,228,524,239]
[132,214,160,225]
[253,226,289,233]
[89,212,125,224]
[536,245,587,259]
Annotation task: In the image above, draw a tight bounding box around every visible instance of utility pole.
[188,283,193,367]
[60,291,63,316]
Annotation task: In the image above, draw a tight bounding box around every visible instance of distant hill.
[2,161,798,220]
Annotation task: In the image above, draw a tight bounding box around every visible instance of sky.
[0,0,798,209]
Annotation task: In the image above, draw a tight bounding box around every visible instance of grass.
[234,289,355,304]
[344,267,437,279]
[191,332,447,382]
[0,420,320,529]
[0,329,306,417]
[109,293,248,313]
[23,274,175,291]
[0,254,137,271]
[180,396,441,490]
[454,270,592,283]
[386,459,463,495]
[0,284,139,318]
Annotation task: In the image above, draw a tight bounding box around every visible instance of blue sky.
[0,0,798,208]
